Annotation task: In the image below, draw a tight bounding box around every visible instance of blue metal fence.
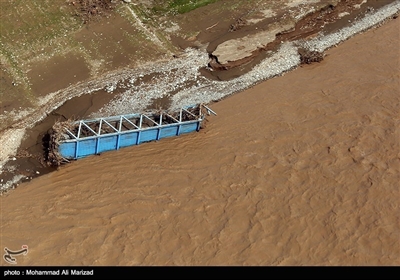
[56,105,216,160]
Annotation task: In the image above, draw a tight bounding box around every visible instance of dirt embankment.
[207,0,392,71]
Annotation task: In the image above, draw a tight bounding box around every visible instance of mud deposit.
[0,89,118,186]
[1,16,398,266]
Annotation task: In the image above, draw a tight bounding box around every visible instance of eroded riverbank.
[0,1,399,193]
[1,15,398,266]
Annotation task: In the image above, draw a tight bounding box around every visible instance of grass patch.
[152,0,221,15]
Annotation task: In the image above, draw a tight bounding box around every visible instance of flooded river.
[1,17,398,265]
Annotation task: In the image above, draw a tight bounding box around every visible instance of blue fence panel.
[180,123,199,134]
[139,129,158,144]
[59,142,77,159]
[97,135,118,153]
[159,125,180,138]
[119,131,139,148]
[58,120,203,160]
[77,139,97,158]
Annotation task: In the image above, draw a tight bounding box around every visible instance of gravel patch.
[171,42,300,109]
[301,1,400,52]
[0,128,25,173]
[171,1,400,108]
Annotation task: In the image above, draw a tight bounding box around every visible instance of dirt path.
[1,18,398,266]
[124,5,169,52]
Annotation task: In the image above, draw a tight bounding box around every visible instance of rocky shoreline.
[0,1,399,194]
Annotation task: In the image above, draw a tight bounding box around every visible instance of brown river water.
[0,18,399,266]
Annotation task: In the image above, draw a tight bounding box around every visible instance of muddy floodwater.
[0,17,398,266]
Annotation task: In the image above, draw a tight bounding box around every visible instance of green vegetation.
[152,0,221,15]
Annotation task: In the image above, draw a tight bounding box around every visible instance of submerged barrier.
[47,104,216,165]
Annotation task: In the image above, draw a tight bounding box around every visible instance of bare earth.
[0,16,398,265]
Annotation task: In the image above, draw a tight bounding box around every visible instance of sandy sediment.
[211,21,296,65]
